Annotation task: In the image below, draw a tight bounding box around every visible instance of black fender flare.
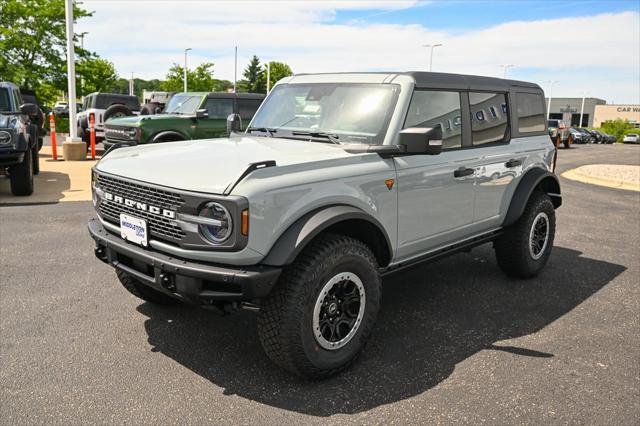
[503,168,562,227]
[151,130,187,143]
[261,205,393,267]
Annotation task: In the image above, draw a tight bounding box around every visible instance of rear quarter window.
[469,92,509,145]
[516,92,546,134]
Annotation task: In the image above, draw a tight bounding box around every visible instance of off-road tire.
[257,233,381,379]
[9,148,34,196]
[32,144,40,175]
[495,191,555,278]
[140,103,161,115]
[104,104,133,122]
[116,269,179,305]
[564,136,572,149]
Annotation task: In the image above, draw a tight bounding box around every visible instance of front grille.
[104,125,136,143]
[96,174,186,242]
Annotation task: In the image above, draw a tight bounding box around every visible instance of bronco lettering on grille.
[103,191,176,219]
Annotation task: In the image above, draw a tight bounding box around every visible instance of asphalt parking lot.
[1,144,639,424]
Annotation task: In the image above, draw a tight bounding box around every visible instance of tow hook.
[160,273,176,292]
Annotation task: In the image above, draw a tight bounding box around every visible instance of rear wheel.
[116,270,179,305]
[564,136,573,149]
[104,104,134,122]
[9,148,34,196]
[257,233,381,378]
[495,192,555,278]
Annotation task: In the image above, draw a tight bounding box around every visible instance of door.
[394,90,477,260]
[194,97,234,139]
[469,92,528,229]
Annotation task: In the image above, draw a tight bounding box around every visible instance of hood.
[96,135,354,194]
[0,114,15,129]
[106,114,181,127]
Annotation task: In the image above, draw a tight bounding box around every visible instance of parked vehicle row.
[102,92,264,150]
[89,72,562,378]
[76,93,141,144]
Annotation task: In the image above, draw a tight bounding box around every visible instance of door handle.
[454,167,475,178]
[505,159,522,168]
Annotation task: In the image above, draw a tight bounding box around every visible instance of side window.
[516,92,545,134]
[204,98,234,119]
[237,99,263,120]
[469,92,509,145]
[404,90,462,150]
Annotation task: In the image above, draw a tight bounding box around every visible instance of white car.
[622,133,639,144]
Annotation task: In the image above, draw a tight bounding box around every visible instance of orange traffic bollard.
[89,112,96,160]
[49,112,58,161]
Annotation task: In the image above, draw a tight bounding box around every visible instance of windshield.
[249,83,399,144]
[0,88,12,112]
[164,94,203,115]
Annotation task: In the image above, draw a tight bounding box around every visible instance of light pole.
[129,72,134,96]
[64,0,78,141]
[499,64,514,78]
[266,61,271,93]
[579,92,588,127]
[183,48,191,92]
[234,46,238,93]
[423,43,442,72]
[545,80,559,119]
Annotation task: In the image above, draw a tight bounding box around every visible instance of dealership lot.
[1,145,638,424]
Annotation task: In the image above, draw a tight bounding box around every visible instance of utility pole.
[129,72,134,96]
[184,48,191,92]
[234,46,238,93]
[499,64,514,78]
[423,43,442,72]
[266,61,271,93]
[545,80,559,119]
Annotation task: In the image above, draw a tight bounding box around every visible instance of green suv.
[103,92,264,150]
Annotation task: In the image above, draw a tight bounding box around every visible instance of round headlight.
[0,130,13,145]
[198,202,233,244]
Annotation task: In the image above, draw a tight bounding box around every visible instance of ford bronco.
[1,81,40,195]
[102,92,264,150]
[77,93,141,144]
[88,72,561,378]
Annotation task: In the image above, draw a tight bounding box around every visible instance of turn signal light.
[241,209,249,236]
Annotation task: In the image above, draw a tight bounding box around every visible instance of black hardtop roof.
[86,92,139,100]
[404,71,541,92]
[205,92,265,99]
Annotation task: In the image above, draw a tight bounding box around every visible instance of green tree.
[600,119,636,143]
[261,61,293,92]
[76,57,118,96]
[243,55,264,93]
[0,0,93,105]
[161,62,217,92]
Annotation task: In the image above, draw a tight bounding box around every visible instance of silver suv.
[88,72,561,378]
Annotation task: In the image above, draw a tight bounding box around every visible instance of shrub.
[43,116,70,134]
[600,119,636,143]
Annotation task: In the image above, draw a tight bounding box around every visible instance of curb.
[562,168,640,192]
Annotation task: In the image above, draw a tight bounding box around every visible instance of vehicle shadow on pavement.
[136,245,625,416]
[0,171,70,205]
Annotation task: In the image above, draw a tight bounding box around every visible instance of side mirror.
[20,103,38,116]
[195,108,208,119]
[398,127,443,155]
[226,113,242,136]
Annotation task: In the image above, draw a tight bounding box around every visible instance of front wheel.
[9,148,34,196]
[495,192,555,278]
[564,136,573,149]
[257,233,381,379]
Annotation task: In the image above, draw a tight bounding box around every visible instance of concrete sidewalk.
[0,146,98,205]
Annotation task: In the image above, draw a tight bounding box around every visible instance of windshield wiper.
[247,127,277,137]
[292,131,341,144]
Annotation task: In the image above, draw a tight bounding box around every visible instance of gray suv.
[88,72,561,378]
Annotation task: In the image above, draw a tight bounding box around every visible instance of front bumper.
[0,151,25,167]
[88,218,281,303]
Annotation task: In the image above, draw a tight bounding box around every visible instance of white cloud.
[76,2,639,103]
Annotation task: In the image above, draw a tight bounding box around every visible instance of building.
[593,105,640,128]
[544,97,606,127]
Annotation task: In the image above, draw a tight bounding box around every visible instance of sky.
[76,0,640,104]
